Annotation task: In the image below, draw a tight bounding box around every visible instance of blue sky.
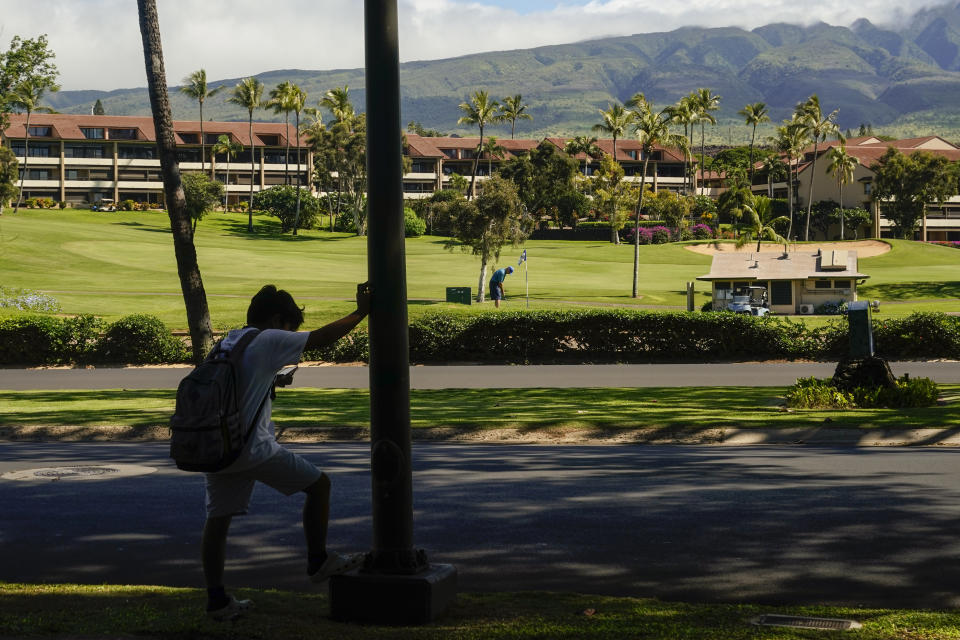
[0,0,945,90]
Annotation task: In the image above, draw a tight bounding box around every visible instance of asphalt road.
[2,361,960,390]
[4,441,960,608]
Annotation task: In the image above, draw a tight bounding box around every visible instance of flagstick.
[525,259,529,309]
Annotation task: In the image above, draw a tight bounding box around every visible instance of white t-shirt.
[218,327,309,471]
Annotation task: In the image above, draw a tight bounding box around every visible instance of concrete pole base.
[329,563,458,625]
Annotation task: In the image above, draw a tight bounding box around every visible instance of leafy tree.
[0,34,58,132]
[870,148,959,238]
[418,188,462,236]
[497,94,532,139]
[179,69,222,174]
[590,154,637,244]
[691,88,721,196]
[181,172,224,231]
[407,121,444,137]
[665,97,697,194]
[227,76,264,232]
[448,173,469,196]
[210,134,243,212]
[717,183,751,226]
[0,145,18,208]
[444,175,531,302]
[267,81,296,185]
[287,84,308,235]
[252,185,320,233]
[773,119,810,239]
[499,140,584,228]
[738,102,769,184]
[93,99,105,115]
[137,0,213,362]
[629,95,688,297]
[457,89,499,199]
[794,94,841,241]
[826,145,859,239]
[404,207,426,237]
[592,102,633,163]
[310,114,368,235]
[9,78,56,213]
[737,195,789,252]
[563,135,602,175]
[479,136,505,176]
[809,200,839,240]
[840,207,871,240]
[320,86,354,127]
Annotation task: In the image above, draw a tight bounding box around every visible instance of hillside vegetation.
[43,1,960,142]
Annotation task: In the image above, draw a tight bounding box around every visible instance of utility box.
[847,301,874,358]
[445,287,471,305]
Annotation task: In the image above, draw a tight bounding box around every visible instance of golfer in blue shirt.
[489,265,513,308]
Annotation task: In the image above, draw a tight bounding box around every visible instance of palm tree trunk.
[224,162,230,212]
[199,100,205,175]
[248,113,255,232]
[292,110,302,235]
[469,126,483,200]
[748,125,757,185]
[284,112,290,186]
[786,154,795,240]
[137,0,213,363]
[13,109,31,214]
[700,123,706,197]
[839,181,844,241]
[804,140,819,241]
[633,157,650,298]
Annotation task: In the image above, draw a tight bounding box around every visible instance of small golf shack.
[697,249,869,315]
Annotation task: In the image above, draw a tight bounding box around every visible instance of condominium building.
[2,113,309,207]
[3,114,692,207]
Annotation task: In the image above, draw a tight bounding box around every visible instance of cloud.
[0,0,946,91]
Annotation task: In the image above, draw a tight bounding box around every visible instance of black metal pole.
[364,0,421,574]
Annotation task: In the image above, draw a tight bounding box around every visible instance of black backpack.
[169,329,267,472]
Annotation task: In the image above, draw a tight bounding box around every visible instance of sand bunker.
[685,239,891,258]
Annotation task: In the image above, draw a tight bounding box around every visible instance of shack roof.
[697,249,868,281]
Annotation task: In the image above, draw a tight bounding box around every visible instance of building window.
[863,182,872,196]
[23,169,52,180]
[410,161,433,173]
[205,134,223,145]
[258,134,280,146]
[442,149,458,159]
[65,144,105,159]
[28,126,52,137]
[833,280,851,289]
[109,128,138,140]
[16,144,52,157]
[771,281,793,306]
[814,280,831,289]
[180,133,199,144]
[176,149,201,163]
[80,127,105,139]
[118,145,157,160]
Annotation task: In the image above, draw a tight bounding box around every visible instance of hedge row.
[3,311,958,366]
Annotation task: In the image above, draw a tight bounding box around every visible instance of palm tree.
[737,195,789,253]
[9,79,57,214]
[288,85,308,235]
[563,135,602,175]
[739,102,770,185]
[457,89,499,199]
[211,134,243,212]
[630,101,688,298]
[592,102,633,164]
[665,98,697,194]
[497,94,532,139]
[826,145,860,240]
[267,81,296,185]
[179,69,222,175]
[136,0,214,362]
[774,119,810,241]
[794,95,841,241]
[479,136,506,176]
[692,88,721,196]
[320,86,354,127]
[227,77,264,232]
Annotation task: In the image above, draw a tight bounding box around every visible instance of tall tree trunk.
[786,154,795,240]
[284,112,290,186]
[748,125,757,185]
[476,256,488,302]
[632,156,650,298]
[223,162,230,212]
[199,100,205,175]
[700,123,706,197]
[839,180,844,241]
[804,140,819,241]
[137,0,213,363]
[292,110,302,235]
[13,109,31,214]
[469,125,483,200]
[248,113,255,232]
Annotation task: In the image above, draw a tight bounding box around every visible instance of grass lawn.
[2,583,959,639]
[3,209,958,328]
[1,386,956,436]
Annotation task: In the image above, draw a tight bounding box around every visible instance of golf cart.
[727,285,770,316]
[91,198,116,212]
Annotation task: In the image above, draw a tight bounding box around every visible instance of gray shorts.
[205,448,323,517]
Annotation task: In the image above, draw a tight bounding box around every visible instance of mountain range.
[43,0,960,144]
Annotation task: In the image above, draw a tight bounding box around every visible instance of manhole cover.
[752,614,863,630]
[2,464,157,482]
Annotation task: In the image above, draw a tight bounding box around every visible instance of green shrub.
[787,374,939,409]
[785,377,851,409]
[404,207,426,237]
[0,315,63,365]
[58,200,67,209]
[95,314,189,364]
[120,199,136,211]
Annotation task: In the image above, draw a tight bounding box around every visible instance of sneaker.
[309,551,365,583]
[206,595,253,622]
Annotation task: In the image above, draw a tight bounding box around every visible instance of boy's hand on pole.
[356,282,371,317]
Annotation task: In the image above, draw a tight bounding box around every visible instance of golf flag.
[518,249,527,265]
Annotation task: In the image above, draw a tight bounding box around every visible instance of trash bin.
[445,287,471,305]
